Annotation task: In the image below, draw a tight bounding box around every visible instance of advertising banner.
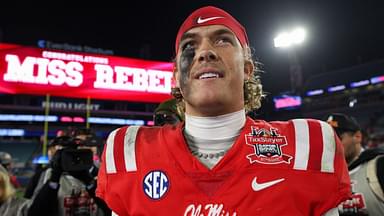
[0,43,174,103]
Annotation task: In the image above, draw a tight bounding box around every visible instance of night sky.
[1,1,384,96]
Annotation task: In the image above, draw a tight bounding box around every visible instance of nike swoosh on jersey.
[251,177,285,191]
[197,16,224,24]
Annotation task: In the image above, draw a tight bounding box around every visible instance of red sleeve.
[96,128,126,215]
[318,127,352,215]
[96,145,107,199]
[334,131,352,201]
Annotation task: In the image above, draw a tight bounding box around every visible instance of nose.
[197,40,218,62]
[198,50,218,62]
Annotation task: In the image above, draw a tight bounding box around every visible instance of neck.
[185,109,246,140]
[184,109,246,169]
[348,146,363,165]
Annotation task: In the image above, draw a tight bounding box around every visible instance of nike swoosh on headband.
[196,16,224,24]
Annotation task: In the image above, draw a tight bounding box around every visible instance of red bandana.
[175,6,249,55]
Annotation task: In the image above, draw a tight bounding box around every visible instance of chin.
[192,94,228,110]
[196,91,222,102]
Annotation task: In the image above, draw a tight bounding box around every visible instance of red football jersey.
[96,117,351,216]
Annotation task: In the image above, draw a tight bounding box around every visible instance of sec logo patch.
[143,170,169,200]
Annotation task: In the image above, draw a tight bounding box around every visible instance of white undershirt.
[184,109,246,169]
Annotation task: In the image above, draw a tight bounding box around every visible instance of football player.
[97,6,351,216]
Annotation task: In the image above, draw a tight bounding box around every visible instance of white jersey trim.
[292,119,310,171]
[124,126,140,172]
[106,129,118,174]
[320,121,336,173]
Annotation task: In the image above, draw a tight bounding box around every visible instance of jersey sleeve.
[333,125,352,200]
[320,120,352,214]
[290,119,351,215]
[96,127,128,215]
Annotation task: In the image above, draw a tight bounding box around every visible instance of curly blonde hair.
[172,46,264,114]
[0,170,15,203]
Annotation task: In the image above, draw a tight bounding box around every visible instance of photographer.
[28,129,110,216]
[24,130,67,199]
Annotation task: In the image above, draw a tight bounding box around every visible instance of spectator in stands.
[0,152,21,189]
[27,128,110,216]
[327,113,384,215]
[153,98,184,126]
[0,165,29,216]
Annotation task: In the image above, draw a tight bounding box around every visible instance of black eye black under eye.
[182,41,195,51]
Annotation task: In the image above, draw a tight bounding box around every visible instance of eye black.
[182,42,195,51]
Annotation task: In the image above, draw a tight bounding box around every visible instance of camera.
[61,148,93,172]
[50,135,96,172]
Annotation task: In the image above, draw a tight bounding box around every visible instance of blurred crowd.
[1,127,109,216]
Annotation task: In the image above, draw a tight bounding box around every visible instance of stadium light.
[273,27,307,93]
[274,27,307,48]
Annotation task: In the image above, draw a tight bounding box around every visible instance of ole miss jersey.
[96,117,351,216]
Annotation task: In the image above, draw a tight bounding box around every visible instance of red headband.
[175,6,249,55]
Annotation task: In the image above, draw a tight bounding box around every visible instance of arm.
[24,165,45,198]
[96,127,132,215]
[27,181,59,216]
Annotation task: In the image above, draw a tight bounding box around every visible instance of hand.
[49,149,63,183]
[89,164,99,178]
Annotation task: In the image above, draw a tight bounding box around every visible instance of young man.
[97,6,351,215]
[327,113,384,215]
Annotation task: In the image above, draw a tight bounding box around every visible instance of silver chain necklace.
[190,150,227,159]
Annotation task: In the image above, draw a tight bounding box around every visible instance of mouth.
[194,68,224,80]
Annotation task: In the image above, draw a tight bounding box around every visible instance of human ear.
[173,63,181,88]
[354,131,363,143]
[244,59,254,80]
